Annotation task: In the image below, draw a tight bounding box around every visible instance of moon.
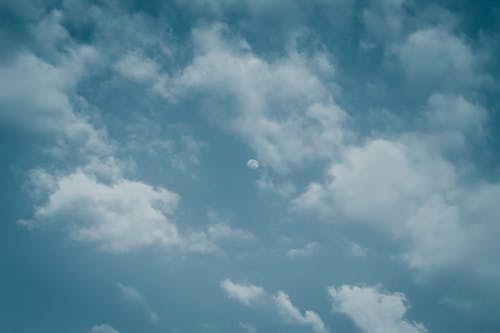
[246,159,259,169]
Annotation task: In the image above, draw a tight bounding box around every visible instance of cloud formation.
[220,279,265,306]
[29,169,182,253]
[221,279,327,333]
[171,24,346,173]
[328,285,428,333]
[274,290,328,333]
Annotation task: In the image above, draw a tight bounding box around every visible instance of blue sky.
[1,0,500,332]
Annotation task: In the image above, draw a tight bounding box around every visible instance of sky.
[1,0,500,332]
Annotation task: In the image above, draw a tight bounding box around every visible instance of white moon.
[246,159,259,169]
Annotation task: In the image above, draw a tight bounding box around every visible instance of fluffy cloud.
[23,161,253,254]
[90,324,120,333]
[220,279,265,306]
[31,169,182,253]
[114,51,160,82]
[294,138,470,272]
[295,138,455,221]
[274,291,328,333]
[0,10,107,154]
[171,24,346,173]
[328,285,428,333]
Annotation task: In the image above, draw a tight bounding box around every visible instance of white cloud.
[22,156,255,254]
[328,285,428,333]
[170,24,346,173]
[114,51,160,82]
[293,90,500,277]
[294,138,469,272]
[295,139,455,221]
[91,324,120,333]
[30,169,182,253]
[117,282,159,323]
[222,279,327,333]
[274,291,328,333]
[0,51,99,140]
[220,279,265,306]
[0,10,107,154]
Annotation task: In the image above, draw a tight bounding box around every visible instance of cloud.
[346,241,367,258]
[0,10,107,154]
[295,138,455,221]
[362,0,406,41]
[256,174,296,198]
[27,168,182,253]
[396,27,489,88]
[22,154,255,255]
[90,324,120,333]
[170,24,346,173]
[294,138,469,272]
[287,241,318,259]
[220,279,265,306]
[114,51,161,82]
[221,279,327,333]
[426,94,487,134]
[184,223,255,253]
[328,285,428,333]
[117,282,159,323]
[274,291,328,333]
[0,51,101,142]
[113,50,169,97]
[292,82,500,277]
[423,94,487,151]
[26,170,254,254]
